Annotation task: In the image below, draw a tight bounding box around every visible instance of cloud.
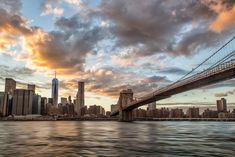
[63,0,83,5]
[210,4,235,32]
[55,16,79,30]
[200,0,235,32]
[23,15,106,74]
[1,0,235,100]
[215,92,228,97]
[41,4,64,16]
[214,88,235,97]
[96,0,235,58]
[97,0,215,57]
[159,67,188,75]
[0,8,31,50]
[0,0,22,14]
[41,0,90,16]
[0,65,35,80]
[111,54,135,67]
[204,79,235,89]
[58,68,171,98]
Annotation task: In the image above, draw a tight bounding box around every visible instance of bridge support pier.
[119,110,133,122]
[118,89,134,122]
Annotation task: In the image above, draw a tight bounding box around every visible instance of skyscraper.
[5,78,16,96]
[28,84,36,94]
[0,92,8,116]
[32,94,41,114]
[52,72,59,107]
[12,89,33,115]
[217,98,227,113]
[68,96,72,104]
[75,81,85,117]
[41,97,47,115]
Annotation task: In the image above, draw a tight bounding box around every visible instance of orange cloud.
[0,22,23,50]
[23,29,53,68]
[0,8,31,50]
[210,5,235,32]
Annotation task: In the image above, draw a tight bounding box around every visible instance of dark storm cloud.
[159,67,188,75]
[97,0,235,57]
[55,16,80,30]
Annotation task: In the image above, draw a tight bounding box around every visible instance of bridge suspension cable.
[174,36,235,83]
[112,36,235,116]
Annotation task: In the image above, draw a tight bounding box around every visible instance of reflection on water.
[0,121,235,156]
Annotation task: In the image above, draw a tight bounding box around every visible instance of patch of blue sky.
[86,0,101,8]
[21,0,77,32]
[22,0,54,32]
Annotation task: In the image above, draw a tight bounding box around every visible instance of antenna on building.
[55,70,57,78]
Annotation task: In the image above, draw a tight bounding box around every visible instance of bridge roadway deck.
[111,61,235,116]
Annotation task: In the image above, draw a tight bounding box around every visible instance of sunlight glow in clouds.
[0,0,235,110]
[210,5,235,32]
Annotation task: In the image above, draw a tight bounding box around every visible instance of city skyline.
[0,0,235,112]
[1,76,234,117]
[1,1,235,156]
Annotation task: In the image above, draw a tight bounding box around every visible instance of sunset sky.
[0,0,235,111]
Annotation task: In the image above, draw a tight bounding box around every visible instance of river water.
[0,121,234,157]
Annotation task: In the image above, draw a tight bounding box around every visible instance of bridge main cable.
[175,36,235,83]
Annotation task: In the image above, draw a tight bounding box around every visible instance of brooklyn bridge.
[111,37,235,121]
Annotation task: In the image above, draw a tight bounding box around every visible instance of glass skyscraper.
[52,72,58,106]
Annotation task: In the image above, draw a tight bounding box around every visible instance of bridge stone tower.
[118,89,134,122]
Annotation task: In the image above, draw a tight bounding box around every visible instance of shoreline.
[1,117,235,121]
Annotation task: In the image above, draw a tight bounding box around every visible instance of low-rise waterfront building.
[133,108,147,118]
[111,104,119,113]
[202,109,218,118]
[187,107,200,118]
[218,112,235,118]
[169,108,184,118]
[106,111,111,117]
[159,107,170,118]
[88,105,105,117]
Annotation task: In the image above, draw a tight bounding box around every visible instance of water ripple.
[0,121,235,156]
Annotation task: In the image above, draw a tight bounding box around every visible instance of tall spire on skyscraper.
[52,70,59,106]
